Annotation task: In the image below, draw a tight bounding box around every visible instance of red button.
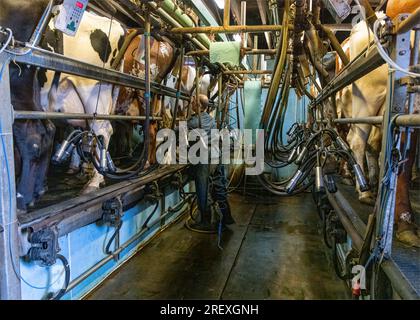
[76,1,83,8]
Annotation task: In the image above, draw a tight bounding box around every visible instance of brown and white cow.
[334,37,384,194]
[163,61,196,122]
[335,2,420,246]
[164,63,219,122]
[114,30,176,166]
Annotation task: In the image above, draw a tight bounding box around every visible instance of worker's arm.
[187,115,200,129]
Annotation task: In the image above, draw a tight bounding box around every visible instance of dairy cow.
[0,0,56,210]
[114,30,176,165]
[334,1,420,246]
[39,7,125,193]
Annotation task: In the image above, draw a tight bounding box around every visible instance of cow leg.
[81,120,112,194]
[17,157,38,210]
[113,122,126,160]
[349,123,375,205]
[127,123,134,157]
[340,161,354,186]
[340,128,355,186]
[365,125,382,196]
[34,120,55,198]
[147,121,158,165]
[395,130,420,247]
[14,121,44,210]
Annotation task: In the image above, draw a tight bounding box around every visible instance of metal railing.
[309,8,420,300]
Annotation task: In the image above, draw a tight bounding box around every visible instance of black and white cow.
[1,0,56,210]
[39,6,125,193]
[1,0,125,209]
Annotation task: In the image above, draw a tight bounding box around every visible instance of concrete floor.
[86,192,350,300]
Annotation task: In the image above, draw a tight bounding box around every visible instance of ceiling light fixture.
[233,33,242,42]
[214,0,225,10]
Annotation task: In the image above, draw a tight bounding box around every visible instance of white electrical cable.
[373,17,420,78]
[353,0,420,78]
[0,28,13,54]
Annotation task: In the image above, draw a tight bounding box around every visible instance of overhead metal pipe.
[323,24,353,31]
[246,49,277,55]
[240,1,248,49]
[172,45,185,130]
[217,74,223,128]
[224,0,231,29]
[14,111,164,121]
[151,0,211,48]
[318,24,350,65]
[170,24,287,34]
[185,49,210,56]
[5,48,192,101]
[186,48,277,56]
[394,114,420,127]
[261,0,290,127]
[334,116,383,125]
[253,35,258,71]
[359,0,378,26]
[147,0,243,83]
[223,70,272,74]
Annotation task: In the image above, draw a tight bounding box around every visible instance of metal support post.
[374,16,412,258]
[0,57,22,299]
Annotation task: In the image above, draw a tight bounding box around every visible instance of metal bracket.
[102,197,123,228]
[27,226,60,267]
[170,171,183,188]
[144,181,162,202]
[373,14,412,258]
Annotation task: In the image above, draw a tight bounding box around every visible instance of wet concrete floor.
[86,192,350,299]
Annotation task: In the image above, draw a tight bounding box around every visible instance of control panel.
[321,0,351,23]
[54,0,89,36]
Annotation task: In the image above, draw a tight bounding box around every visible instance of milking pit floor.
[86,192,350,300]
[337,178,420,296]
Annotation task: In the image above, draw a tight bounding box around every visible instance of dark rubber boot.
[187,220,218,233]
[220,202,235,225]
[186,207,218,233]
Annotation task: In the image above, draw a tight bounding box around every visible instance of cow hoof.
[80,185,99,195]
[66,167,80,175]
[359,195,375,206]
[341,177,354,186]
[411,176,420,188]
[16,195,27,212]
[35,186,48,198]
[396,230,420,248]
[17,208,27,215]
[144,161,151,170]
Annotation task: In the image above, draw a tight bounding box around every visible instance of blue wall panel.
[20,186,186,300]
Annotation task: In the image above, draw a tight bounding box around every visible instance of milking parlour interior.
[0,0,419,304]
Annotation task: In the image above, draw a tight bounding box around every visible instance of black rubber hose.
[51,254,70,300]
[105,221,123,256]
[140,200,160,230]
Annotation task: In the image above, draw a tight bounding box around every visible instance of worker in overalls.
[186,94,235,232]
